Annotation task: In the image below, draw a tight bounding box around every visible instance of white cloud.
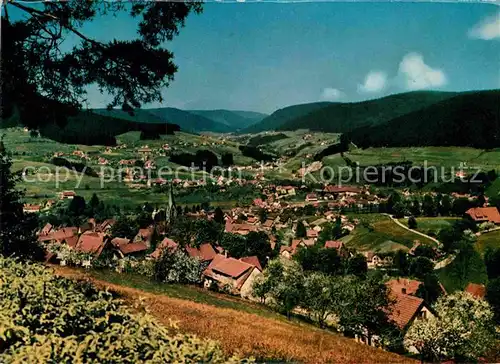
[398,53,447,90]
[358,71,387,93]
[468,12,500,40]
[321,87,344,101]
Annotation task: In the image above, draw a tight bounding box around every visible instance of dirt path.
[383,213,441,245]
[53,266,414,364]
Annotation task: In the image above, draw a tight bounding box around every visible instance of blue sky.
[9,2,500,113]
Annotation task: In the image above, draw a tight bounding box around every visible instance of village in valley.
[1,1,499,362]
[19,121,500,355]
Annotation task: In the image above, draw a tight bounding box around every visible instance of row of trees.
[386,191,481,219]
[252,259,397,344]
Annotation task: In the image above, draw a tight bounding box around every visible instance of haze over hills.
[188,109,267,130]
[145,107,232,133]
[95,108,266,134]
[242,102,333,134]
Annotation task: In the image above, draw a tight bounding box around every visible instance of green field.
[346,146,500,171]
[398,217,460,236]
[1,127,258,206]
[476,230,500,255]
[437,253,488,293]
[486,178,500,198]
[341,214,435,253]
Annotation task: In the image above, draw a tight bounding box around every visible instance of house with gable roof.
[203,254,262,298]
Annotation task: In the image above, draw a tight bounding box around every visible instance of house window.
[419,310,427,319]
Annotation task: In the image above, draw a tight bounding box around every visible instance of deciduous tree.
[404,292,496,362]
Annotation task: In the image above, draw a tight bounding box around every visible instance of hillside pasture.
[342,214,435,252]
[346,147,500,171]
[476,230,500,255]
[54,266,414,364]
[398,217,460,236]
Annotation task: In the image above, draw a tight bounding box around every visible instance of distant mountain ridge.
[188,109,267,130]
[276,91,459,133]
[345,90,500,149]
[242,102,332,134]
[243,90,500,148]
[95,107,266,134]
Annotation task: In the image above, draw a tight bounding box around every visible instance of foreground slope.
[0,258,230,362]
[55,267,414,363]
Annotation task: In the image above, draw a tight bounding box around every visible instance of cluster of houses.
[37,219,265,298]
[151,239,263,298]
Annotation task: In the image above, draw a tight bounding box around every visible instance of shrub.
[0,257,239,362]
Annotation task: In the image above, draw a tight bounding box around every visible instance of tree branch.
[10,1,103,48]
[3,0,10,23]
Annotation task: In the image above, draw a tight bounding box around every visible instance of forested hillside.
[39,111,180,146]
[242,102,332,133]
[346,90,500,149]
[277,91,458,133]
[189,109,267,130]
[147,107,232,133]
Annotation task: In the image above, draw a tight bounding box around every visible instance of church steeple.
[166,182,177,224]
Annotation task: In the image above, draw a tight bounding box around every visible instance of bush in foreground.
[0,257,243,362]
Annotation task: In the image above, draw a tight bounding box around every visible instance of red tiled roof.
[76,233,106,256]
[118,242,148,255]
[111,237,130,247]
[324,240,344,250]
[324,185,362,194]
[99,219,116,231]
[263,220,274,228]
[302,239,315,247]
[64,235,79,248]
[466,207,500,224]
[389,293,425,329]
[199,243,217,261]
[186,243,217,262]
[149,237,177,260]
[160,237,178,250]
[386,278,422,296]
[465,283,486,299]
[135,227,153,241]
[211,257,254,278]
[240,256,263,271]
[40,223,53,235]
[39,227,77,242]
[306,230,318,238]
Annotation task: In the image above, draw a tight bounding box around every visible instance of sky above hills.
[11,2,500,113]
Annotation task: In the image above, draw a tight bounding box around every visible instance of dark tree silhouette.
[2,1,202,129]
[0,141,44,260]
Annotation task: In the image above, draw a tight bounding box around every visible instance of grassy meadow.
[342,214,435,253]
[476,230,500,255]
[346,146,500,171]
[398,217,460,236]
[54,266,415,363]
